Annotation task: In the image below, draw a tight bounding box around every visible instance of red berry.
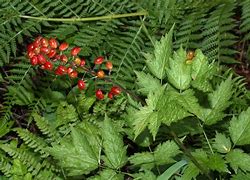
[44,61,53,70]
[94,56,104,65]
[27,43,35,52]
[111,86,121,95]
[67,67,74,74]
[96,70,105,79]
[34,47,40,54]
[37,54,47,65]
[48,49,57,58]
[71,47,81,56]
[33,36,42,47]
[74,57,81,66]
[59,42,69,51]
[95,89,104,100]
[80,59,86,67]
[60,54,68,63]
[69,71,78,78]
[48,38,57,49]
[78,79,85,90]
[40,47,50,54]
[30,56,38,66]
[41,38,49,47]
[55,54,61,60]
[55,65,67,75]
[27,51,35,59]
[108,92,113,99]
[105,61,113,70]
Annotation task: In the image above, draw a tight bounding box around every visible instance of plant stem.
[168,128,212,180]
[19,11,148,22]
[199,121,214,155]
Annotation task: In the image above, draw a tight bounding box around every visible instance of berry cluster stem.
[19,11,148,22]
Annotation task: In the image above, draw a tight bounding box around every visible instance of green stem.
[199,122,214,155]
[19,11,148,22]
[168,128,212,180]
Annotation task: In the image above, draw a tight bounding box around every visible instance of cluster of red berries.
[26,36,121,100]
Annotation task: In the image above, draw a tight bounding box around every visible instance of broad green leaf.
[135,71,161,95]
[213,133,231,153]
[203,76,233,125]
[191,49,216,92]
[229,107,250,145]
[89,169,123,180]
[154,140,180,165]
[207,154,228,172]
[166,47,192,90]
[191,149,209,172]
[146,25,174,80]
[181,163,199,180]
[226,149,250,172]
[157,160,187,180]
[102,116,127,169]
[46,127,99,176]
[134,170,157,180]
[129,152,155,170]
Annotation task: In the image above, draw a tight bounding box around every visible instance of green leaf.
[154,140,180,166]
[213,133,231,153]
[145,25,174,80]
[102,116,127,169]
[191,49,216,92]
[89,169,123,180]
[181,163,199,180]
[135,71,161,95]
[229,107,250,145]
[134,170,156,180]
[226,149,250,172]
[166,47,192,90]
[203,76,233,125]
[129,152,155,170]
[157,160,187,180]
[56,102,78,127]
[46,127,99,176]
[231,172,250,180]
[207,154,228,172]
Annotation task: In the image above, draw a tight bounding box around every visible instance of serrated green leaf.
[146,25,174,80]
[231,172,250,180]
[229,107,250,145]
[166,47,192,90]
[129,152,155,170]
[154,140,180,166]
[226,149,250,172]
[207,154,228,172]
[134,170,157,180]
[213,133,231,153]
[89,169,123,180]
[135,71,161,95]
[203,76,233,125]
[102,116,127,169]
[46,127,99,176]
[181,163,199,180]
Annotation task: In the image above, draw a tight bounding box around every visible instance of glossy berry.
[94,56,104,65]
[59,42,69,51]
[108,92,113,99]
[40,47,50,54]
[69,71,78,78]
[27,43,35,52]
[55,65,67,75]
[33,36,42,47]
[96,70,105,79]
[78,79,85,90]
[67,67,74,74]
[34,47,40,54]
[105,61,113,70]
[71,47,81,56]
[187,51,195,60]
[44,61,53,70]
[80,59,86,67]
[30,56,38,66]
[95,89,104,100]
[37,54,47,65]
[74,57,81,66]
[27,51,35,59]
[111,86,121,95]
[60,54,68,63]
[41,38,49,47]
[48,49,57,58]
[48,38,57,49]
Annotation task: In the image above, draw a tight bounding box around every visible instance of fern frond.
[0,152,12,177]
[240,0,250,40]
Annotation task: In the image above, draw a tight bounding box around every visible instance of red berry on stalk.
[80,59,86,67]
[108,92,113,99]
[30,56,38,66]
[96,70,105,79]
[95,89,104,100]
[41,38,49,47]
[105,61,113,70]
[74,57,81,66]
[27,51,35,59]
[67,67,74,74]
[34,47,40,54]
[69,71,78,78]
[59,42,69,51]
[71,47,81,56]
[33,36,42,47]
[60,54,68,63]
[78,79,85,90]
[55,65,67,75]
[40,47,50,54]
[94,56,104,65]
[37,54,47,65]
[111,86,121,95]
[27,43,35,52]
[48,49,57,58]
[48,38,57,49]
[44,61,53,70]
